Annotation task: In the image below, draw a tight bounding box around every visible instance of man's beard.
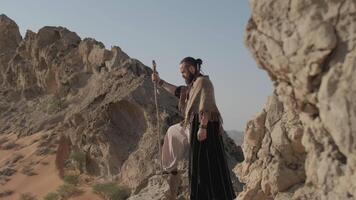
[185,72,195,85]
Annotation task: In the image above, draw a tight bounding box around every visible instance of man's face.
[179,63,195,84]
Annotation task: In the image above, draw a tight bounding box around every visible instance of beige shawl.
[182,75,223,129]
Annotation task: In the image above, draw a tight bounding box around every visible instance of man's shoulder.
[196,75,210,82]
[196,75,212,86]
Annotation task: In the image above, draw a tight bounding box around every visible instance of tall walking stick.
[152,60,163,174]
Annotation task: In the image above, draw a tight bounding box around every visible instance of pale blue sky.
[1,0,273,131]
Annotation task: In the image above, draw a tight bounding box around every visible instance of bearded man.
[152,57,236,200]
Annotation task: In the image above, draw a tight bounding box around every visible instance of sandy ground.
[0,131,102,200]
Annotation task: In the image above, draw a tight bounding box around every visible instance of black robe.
[188,113,236,200]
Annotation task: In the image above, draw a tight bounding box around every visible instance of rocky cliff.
[235,0,356,199]
[0,14,243,199]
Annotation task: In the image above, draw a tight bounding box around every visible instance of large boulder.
[236,0,356,199]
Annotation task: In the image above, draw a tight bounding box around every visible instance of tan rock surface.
[236,0,356,199]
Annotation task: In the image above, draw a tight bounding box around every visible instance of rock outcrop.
[0,14,244,199]
[236,0,356,199]
[0,14,22,86]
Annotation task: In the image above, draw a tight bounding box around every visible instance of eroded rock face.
[236,93,305,200]
[236,0,356,199]
[0,15,244,198]
[0,15,180,193]
[0,14,22,86]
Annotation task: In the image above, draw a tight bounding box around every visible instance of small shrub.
[56,183,81,199]
[5,154,24,166]
[35,146,51,155]
[58,82,71,97]
[63,175,79,186]
[0,190,13,198]
[19,192,37,200]
[70,150,86,164]
[43,192,59,200]
[0,167,17,176]
[69,149,86,173]
[21,167,37,176]
[2,141,18,150]
[92,182,130,200]
[47,97,67,114]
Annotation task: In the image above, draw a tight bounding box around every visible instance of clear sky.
[1,0,273,131]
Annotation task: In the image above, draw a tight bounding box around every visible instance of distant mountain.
[226,130,244,146]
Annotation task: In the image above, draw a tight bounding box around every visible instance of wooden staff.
[152,60,163,174]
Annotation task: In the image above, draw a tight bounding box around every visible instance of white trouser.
[161,122,190,172]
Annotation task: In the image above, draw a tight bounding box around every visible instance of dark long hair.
[180,57,203,74]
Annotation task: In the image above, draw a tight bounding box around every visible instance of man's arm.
[159,79,177,95]
[151,72,177,95]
